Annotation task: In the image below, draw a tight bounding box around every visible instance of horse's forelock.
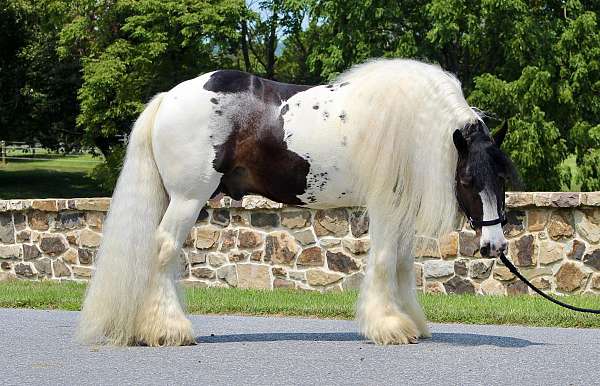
[466,134,520,192]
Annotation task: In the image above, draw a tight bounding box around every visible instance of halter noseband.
[468,216,506,229]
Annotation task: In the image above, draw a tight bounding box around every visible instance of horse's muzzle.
[480,240,507,258]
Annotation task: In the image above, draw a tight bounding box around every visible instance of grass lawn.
[560,154,582,191]
[1,280,599,328]
[0,151,109,199]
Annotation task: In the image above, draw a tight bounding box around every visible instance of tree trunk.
[265,10,277,79]
[241,20,252,72]
[93,136,113,158]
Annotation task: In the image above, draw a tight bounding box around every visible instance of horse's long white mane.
[339,59,479,244]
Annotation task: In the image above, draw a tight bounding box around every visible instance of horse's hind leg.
[133,74,224,346]
[134,195,209,346]
[136,128,222,346]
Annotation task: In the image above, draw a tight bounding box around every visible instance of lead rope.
[458,188,598,313]
[498,252,600,314]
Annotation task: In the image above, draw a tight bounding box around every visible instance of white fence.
[0,141,102,167]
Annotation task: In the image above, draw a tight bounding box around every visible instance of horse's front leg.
[357,217,419,345]
[396,247,431,339]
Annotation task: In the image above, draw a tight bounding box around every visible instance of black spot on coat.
[204,70,313,103]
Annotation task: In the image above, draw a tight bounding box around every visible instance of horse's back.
[153,70,355,207]
[203,69,313,104]
[154,60,466,208]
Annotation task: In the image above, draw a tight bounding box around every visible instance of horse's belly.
[281,86,360,208]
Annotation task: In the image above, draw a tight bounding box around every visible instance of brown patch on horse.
[205,70,314,204]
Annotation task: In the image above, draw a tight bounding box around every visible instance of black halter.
[469,215,507,229]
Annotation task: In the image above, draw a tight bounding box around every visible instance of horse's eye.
[460,174,472,186]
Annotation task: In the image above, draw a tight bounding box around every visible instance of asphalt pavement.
[2,308,599,385]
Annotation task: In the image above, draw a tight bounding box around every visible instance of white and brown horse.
[77,59,516,346]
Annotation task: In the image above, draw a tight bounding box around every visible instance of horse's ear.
[453,129,468,156]
[493,121,508,147]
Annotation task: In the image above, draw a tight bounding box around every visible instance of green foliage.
[89,145,125,194]
[60,0,247,143]
[303,0,599,191]
[2,0,598,191]
[0,0,82,149]
[469,8,600,190]
[554,11,600,191]
[306,0,423,80]
[469,70,568,190]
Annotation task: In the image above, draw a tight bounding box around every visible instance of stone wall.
[0,193,599,295]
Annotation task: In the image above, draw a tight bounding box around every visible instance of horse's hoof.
[419,325,432,339]
[419,331,432,339]
[140,333,196,347]
[361,314,420,345]
[136,316,195,347]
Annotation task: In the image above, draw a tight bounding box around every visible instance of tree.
[468,4,599,190]
[56,0,248,187]
[554,10,600,191]
[3,0,598,192]
[239,0,317,82]
[0,0,82,149]
[59,0,247,153]
[299,0,599,191]
[0,0,29,143]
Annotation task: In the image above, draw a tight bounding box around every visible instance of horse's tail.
[77,93,168,345]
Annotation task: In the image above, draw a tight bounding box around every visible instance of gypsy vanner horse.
[78,59,516,346]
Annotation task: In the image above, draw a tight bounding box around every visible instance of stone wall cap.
[1,192,598,212]
[0,199,33,212]
[507,192,598,209]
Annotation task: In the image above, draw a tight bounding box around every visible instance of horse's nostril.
[480,245,490,257]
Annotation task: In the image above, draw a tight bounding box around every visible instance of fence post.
[0,141,5,165]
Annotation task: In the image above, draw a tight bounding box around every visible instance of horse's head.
[452,121,518,258]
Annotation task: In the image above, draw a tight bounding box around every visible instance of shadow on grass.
[198,332,542,348]
[0,168,108,199]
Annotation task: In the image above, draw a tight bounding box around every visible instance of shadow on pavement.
[198,331,543,348]
[429,332,544,348]
[198,332,364,343]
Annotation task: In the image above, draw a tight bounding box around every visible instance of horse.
[77,58,517,346]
